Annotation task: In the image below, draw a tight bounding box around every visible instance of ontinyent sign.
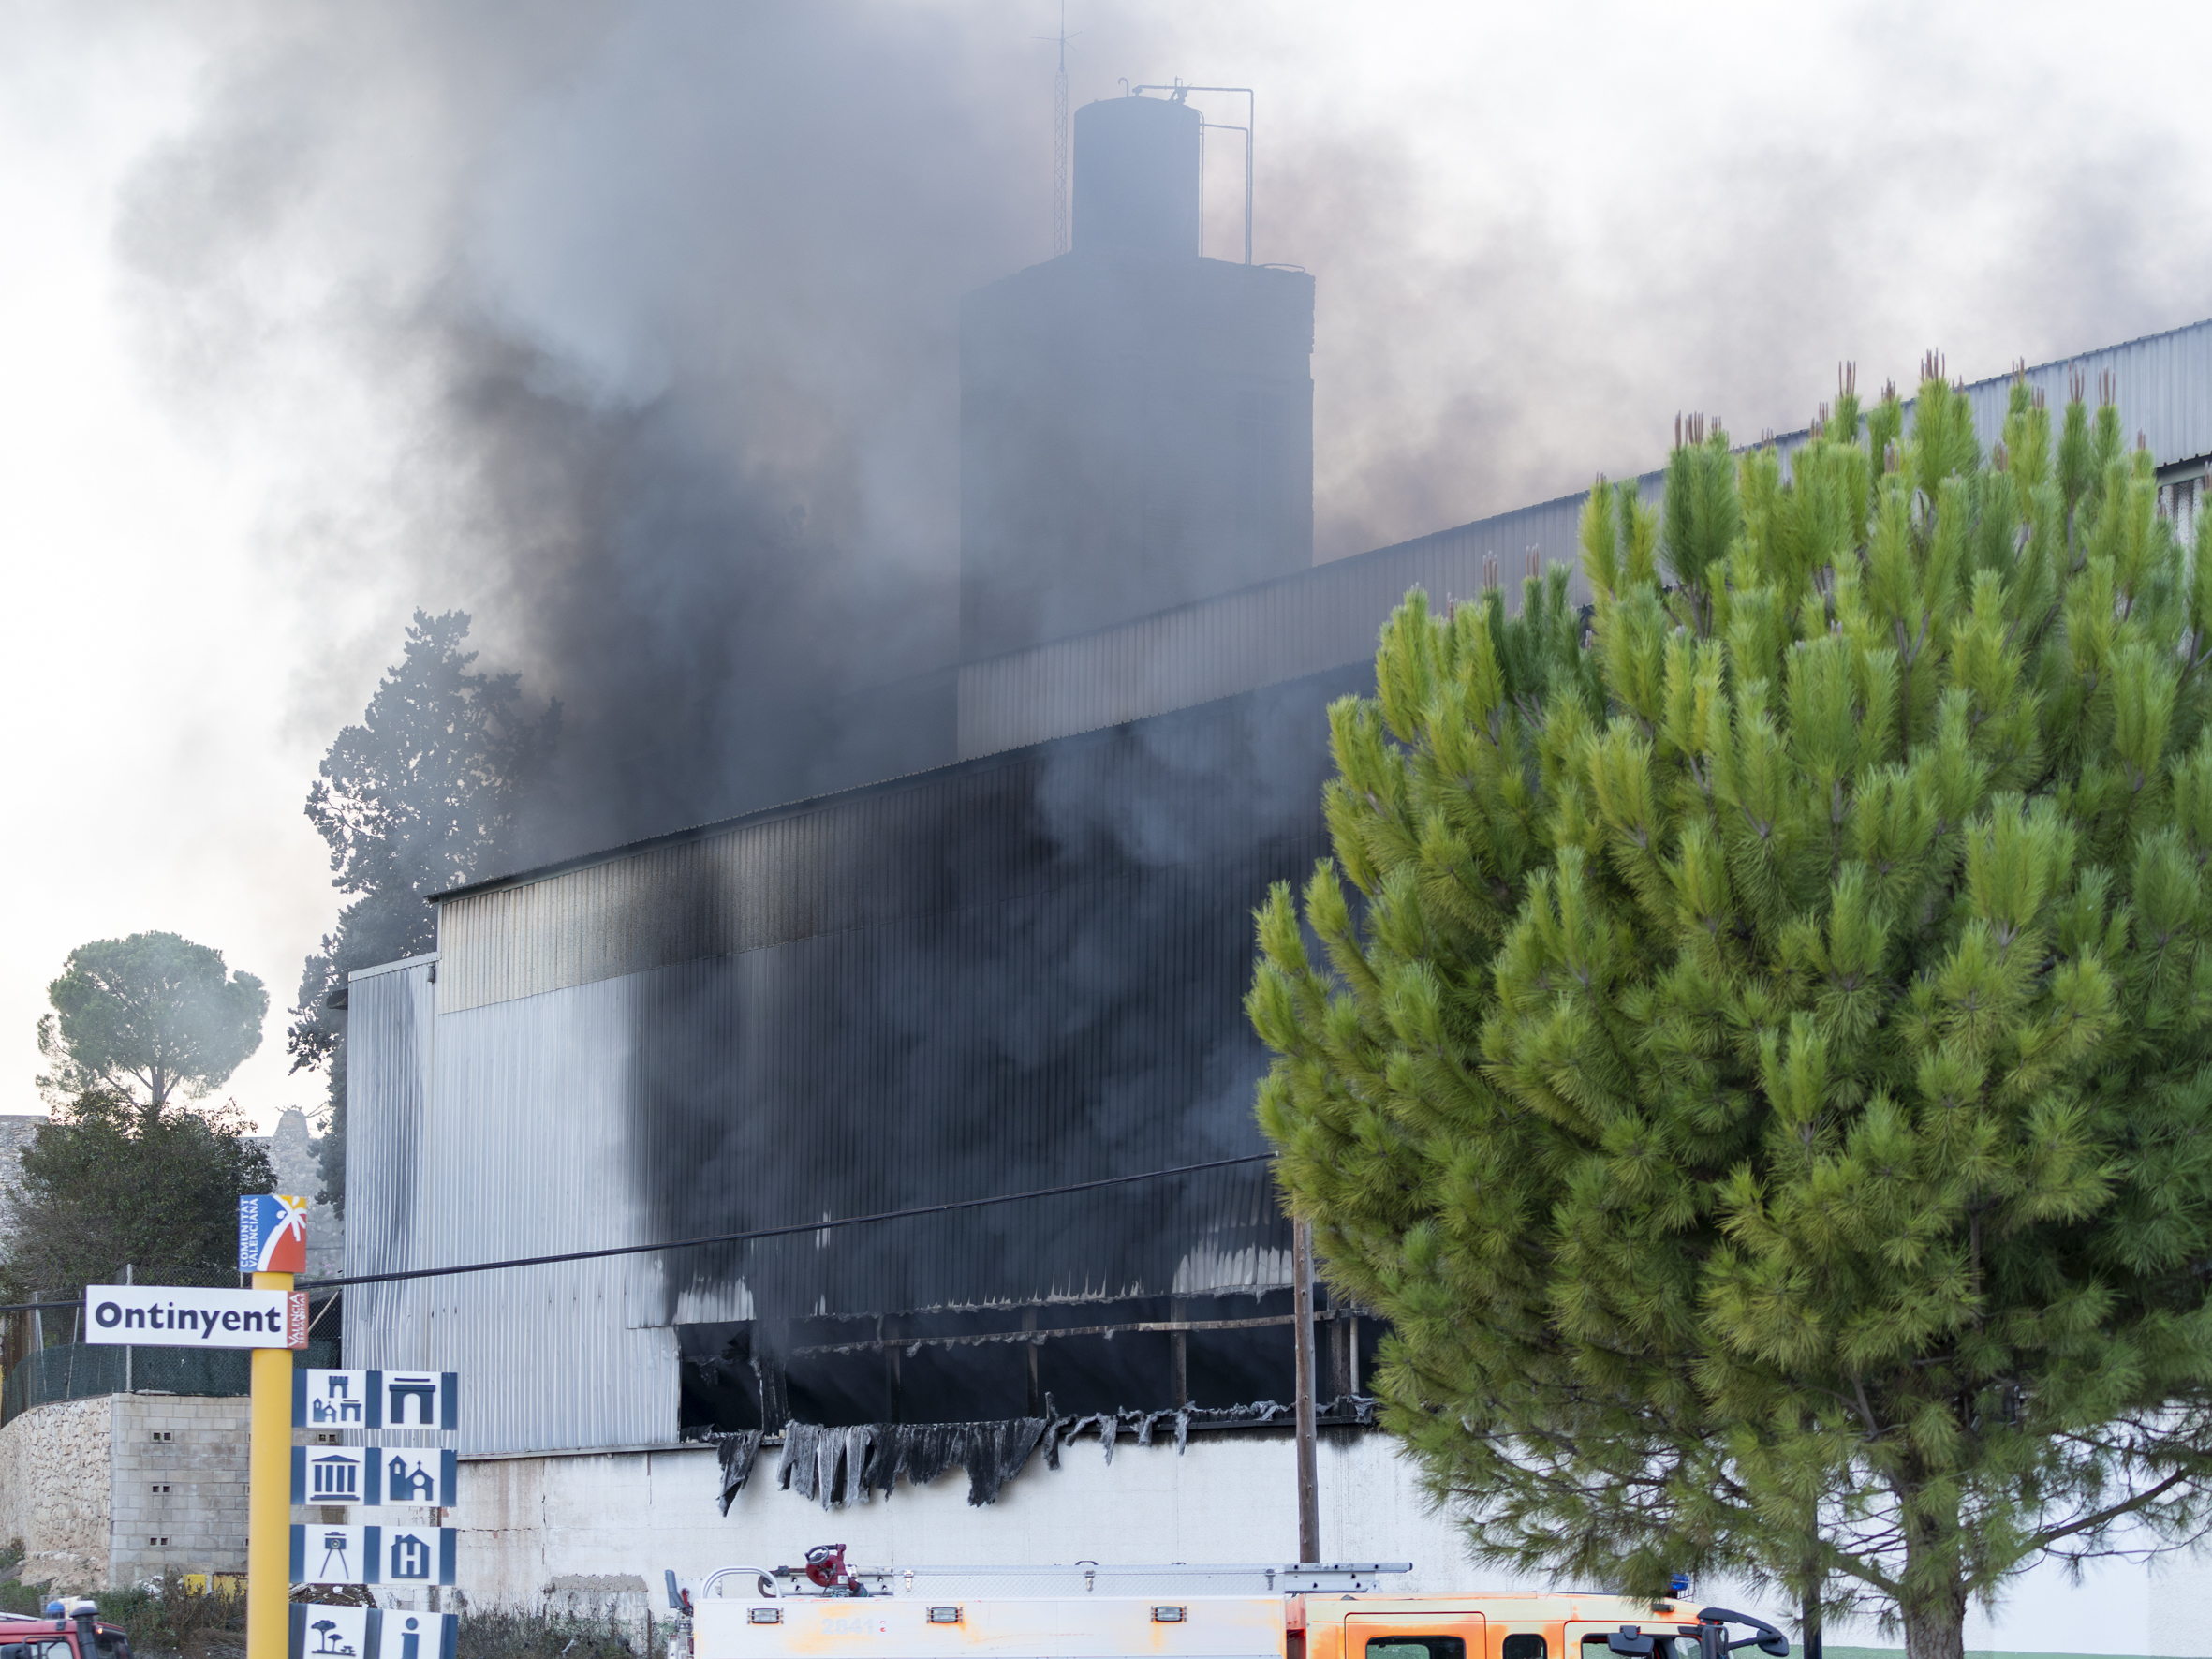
[239,1192,310,1274]
[84,1285,307,1350]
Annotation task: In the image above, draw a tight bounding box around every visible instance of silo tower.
[959,86,1315,660]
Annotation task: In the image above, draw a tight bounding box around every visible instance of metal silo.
[1072,94,1201,257]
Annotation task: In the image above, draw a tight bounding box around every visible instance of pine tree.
[288,610,555,1209]
[1250,364,2212,1659]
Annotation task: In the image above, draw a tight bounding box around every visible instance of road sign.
[380,1371,456,1430]
[239,1194,309,1273]
[289,1606,456,1659]
[294,1370,459,1431]
[289,1447,458,1507]
[86,1285,306,1349]
[289,1524,457,1587]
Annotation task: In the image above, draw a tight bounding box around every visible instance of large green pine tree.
[288,610,555,1208]
[1251,365,2212,1659]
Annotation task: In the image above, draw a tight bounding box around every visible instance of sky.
[7,0,2212,1135]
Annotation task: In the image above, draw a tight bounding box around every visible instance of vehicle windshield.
[1368,1640,1466,1659]
[1583,1635,1691,1659]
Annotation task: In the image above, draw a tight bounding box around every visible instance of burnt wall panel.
[354,667,1361,1451]
[618,666,1361,1329]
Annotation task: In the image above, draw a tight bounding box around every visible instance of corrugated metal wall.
[345,954,688,1454]
[956,486,1611,758]
[958,316,2212,761]
[348,671,1360,1454]
[348,315,2212,1455]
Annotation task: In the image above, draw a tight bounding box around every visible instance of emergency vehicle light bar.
[672,1562,1414,1603]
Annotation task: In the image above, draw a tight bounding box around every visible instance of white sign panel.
[290,1524,457,1586]
[295,1446,374,1505]
[377,1524,455,1586]
[290,1446,459,1507]
[294,1370,458,1430]
[379,1372,455,1430]
[297,1370,372,1429]
[86,1284,305,1349]
[294,1523,372,1584]
[292,1604,375,1659]
[289,1607,457,1659]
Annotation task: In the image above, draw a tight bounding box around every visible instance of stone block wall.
[0,1394,250,1592]
[0,1395,113,1588]
[107,1395,251,1588]
[254,1109,345,1281]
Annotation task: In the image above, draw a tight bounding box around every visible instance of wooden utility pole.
[1291,1218,1320,1563]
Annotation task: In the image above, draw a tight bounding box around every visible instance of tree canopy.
[1251,365,2212,1659]
[38,930,266,1109]
[0,1090,274,1302]
[288,609,555,1207]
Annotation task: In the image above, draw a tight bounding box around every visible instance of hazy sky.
[7,0,2212,1133]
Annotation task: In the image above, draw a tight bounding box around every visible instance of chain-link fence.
[0,1339,342,1426]
[0,1336,343,1433]
[0,1260,343,1427]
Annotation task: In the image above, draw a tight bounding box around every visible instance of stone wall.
[0,1394,251,1592]
[0,1115,46,1249]
[254,1109,344,1281]
[0,1396,113,1588]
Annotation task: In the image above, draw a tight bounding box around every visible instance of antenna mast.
[1053,1,1070,255]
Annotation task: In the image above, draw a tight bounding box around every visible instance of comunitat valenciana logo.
[93,1297,288,1337]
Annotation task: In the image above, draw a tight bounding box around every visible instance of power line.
[0,1152,1279,1312]
[304,1151,1275,1291]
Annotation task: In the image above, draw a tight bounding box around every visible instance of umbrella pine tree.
[1250,365,2212,1659]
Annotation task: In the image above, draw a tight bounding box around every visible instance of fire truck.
[0,1601,134,1659]
[666,1548,1791,1659]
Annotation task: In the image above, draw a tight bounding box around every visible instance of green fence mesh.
[0,1340,342,1426]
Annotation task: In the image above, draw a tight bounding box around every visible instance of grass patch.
[453,1602,656,1659]
[91,1583,246,1658]
[0,1567,245,1659]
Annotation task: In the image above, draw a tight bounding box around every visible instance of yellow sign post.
[237,1193,312,1659]
[249,1267,293,1659]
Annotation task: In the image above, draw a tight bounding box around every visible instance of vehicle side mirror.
[1609,1631,1656,1657]
[1695,1610,1789,1659]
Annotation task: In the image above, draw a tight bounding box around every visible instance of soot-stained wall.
[620,666,1361,1333]
[349,664,1365,1453]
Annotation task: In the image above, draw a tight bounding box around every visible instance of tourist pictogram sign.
[288,1605,457,1659]
[293,1370,460,1430]
[289,1524,457,1586]
[289,1446,458,1507]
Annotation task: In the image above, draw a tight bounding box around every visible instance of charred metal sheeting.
[1040,1396,1376,1463]
[359,668,1358,1456]
[712,1398,1379,1513]
[707,1429,765,1515]
[768,1419,1050,1508]
[789,1306,1350,1356]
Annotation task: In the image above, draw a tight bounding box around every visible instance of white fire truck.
[666,1548,1792,1659]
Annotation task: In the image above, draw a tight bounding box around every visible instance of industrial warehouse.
[321,85,2212,1626]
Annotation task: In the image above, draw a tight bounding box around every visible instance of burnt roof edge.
[426,659,1365,907]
